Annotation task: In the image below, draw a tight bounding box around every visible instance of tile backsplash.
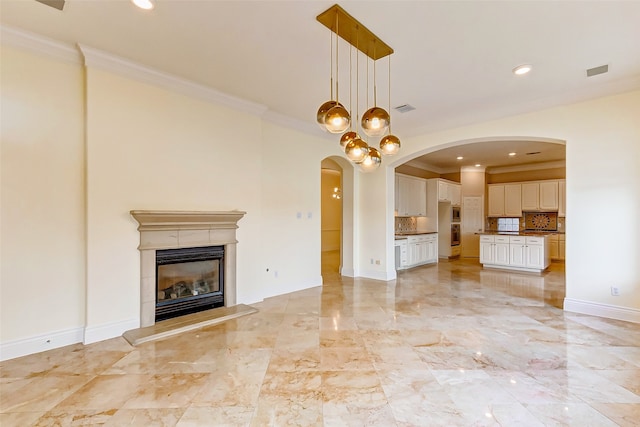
[486,212,561,232]
[395,217,417,233]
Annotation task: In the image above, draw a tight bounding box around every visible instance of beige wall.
[1,47,86,345]
[487,167,565,184]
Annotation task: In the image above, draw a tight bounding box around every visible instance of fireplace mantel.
[130,210,245,327]
[130,210,246,232]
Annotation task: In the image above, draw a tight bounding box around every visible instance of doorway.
[321,159,342,278]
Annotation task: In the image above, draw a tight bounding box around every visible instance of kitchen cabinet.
[399,234,438,269]
[437,179,461,206]
[549,234,559,260]
[395,239,408,269]
[480,234,550,272]
[395,174,427,216]
[488,184,522,217]
[550,234,565,261]
[521,181,559,211]
[479,235,510,265]
[539,181,559,210]
[558,180,566,217]
[488,185,505,217]
[521,183,540,211]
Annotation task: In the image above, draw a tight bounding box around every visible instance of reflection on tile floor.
[1,256,639,426]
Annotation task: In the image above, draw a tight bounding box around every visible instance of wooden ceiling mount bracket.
[316,4,393,60]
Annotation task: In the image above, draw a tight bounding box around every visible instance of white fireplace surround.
[130,210,246,327]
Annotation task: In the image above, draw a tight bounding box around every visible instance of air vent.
[587,64,608,77]
[394,104,416,114]
[35,0,65,10]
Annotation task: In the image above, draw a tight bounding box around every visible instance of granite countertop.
[479,230,564,236]
[395,231,438,239]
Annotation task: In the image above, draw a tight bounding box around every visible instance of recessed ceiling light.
[456,156,463,160]
[475,164,481,167]
[508,152,516,156]
[513,64,532,75]
[132,0,154,10]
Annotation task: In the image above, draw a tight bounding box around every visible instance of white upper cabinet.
[489,180,562,215]
[521,183,540,211]
[488,185,505,216]
[539,181,559,210]
[395,174,427,217]
[487,183,522,217]
[504,184,522,217]
[437,179,461,205]
[450,183,461,206]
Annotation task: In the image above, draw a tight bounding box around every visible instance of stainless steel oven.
[451,223,461,246]
[451,206,461,223]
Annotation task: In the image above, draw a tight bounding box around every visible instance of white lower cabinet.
[398,234,438,270]
[480,235,509,265]
[480,234,550,272]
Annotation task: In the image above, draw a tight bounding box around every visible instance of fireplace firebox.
[155,245,224,321]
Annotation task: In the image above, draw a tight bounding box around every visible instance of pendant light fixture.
[360,146,382,172]
[379,55,401,156]
[361,44,390,138]
[316,25,342,130]
[316,4,400,170]
[322,11,350,133]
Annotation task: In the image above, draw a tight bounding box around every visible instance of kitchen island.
[479,232,552,273]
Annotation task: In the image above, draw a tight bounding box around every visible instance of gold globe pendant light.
[360,147,382,172]
[345,137,369,164]
[380,134,401,155]
[361,106,390,138]
[324,104,350,133]
[379,55,401,156]
[340,130,358,151]
[361,45,390,138]
[323,11,350,134]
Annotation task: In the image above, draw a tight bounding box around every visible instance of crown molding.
[487,160,565,174]
[77,44,268,117]
[0,25,81,64]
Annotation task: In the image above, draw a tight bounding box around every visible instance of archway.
[320,156,355,281]
[386,136,566,292]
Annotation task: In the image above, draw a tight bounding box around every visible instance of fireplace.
[130,210,245,327]
[156,245,225,321]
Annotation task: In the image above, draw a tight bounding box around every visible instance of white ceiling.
[2,0,639,169]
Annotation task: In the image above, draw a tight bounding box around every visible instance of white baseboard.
[359,268,397,282]
[341,267,355,277]
[0,327,84,362]
[84,318,139,345]
[564,298,640,324]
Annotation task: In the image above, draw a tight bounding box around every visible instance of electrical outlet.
[370,258,374,264]
[375,260,380,265]
[610,286,620,296]
[274,271,278,278]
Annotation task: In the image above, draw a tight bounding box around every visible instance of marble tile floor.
[1,256,639,426]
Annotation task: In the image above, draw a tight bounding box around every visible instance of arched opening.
[388,136,566,307]
[321,156,355,281]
